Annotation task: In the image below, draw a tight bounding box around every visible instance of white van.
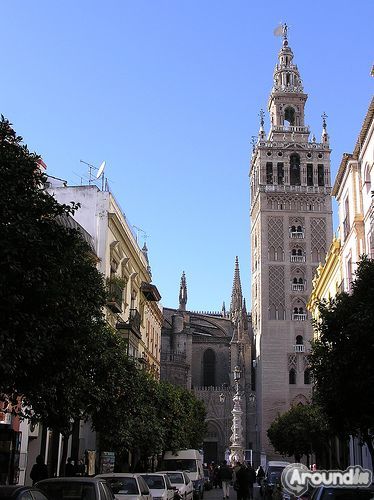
[160,450,204,500]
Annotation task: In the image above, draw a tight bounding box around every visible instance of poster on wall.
[100,452,115,473]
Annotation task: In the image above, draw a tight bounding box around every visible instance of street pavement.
[203,483,261,500]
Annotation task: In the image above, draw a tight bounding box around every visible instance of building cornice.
[332,97,374,197]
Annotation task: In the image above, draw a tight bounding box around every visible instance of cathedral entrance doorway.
[203,441,217,465]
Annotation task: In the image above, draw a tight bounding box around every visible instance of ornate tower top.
[179,271,187,311]
[271,26,304,96]
[230,256,243,322]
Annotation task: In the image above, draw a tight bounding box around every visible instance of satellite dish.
[96,160,106,179]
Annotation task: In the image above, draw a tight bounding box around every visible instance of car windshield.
[38,482,96,500]
[162,460,197,472]
[268,471,282,484]
[166,473,184,484]
[105,478,139,495]
[141,476,165,490]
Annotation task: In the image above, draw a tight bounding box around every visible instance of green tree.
[0,116,109,434]
[267,403,331,462]
[310,256,374,464]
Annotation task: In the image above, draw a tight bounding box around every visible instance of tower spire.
[230,256,243,321]
[179,271,187,311]
[258,109,266,139]
[321,111,329,144]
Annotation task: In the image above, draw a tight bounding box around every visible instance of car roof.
[37,478,104,483]
[96,474,138,478]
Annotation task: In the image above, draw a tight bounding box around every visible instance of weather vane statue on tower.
[273,22,289,40]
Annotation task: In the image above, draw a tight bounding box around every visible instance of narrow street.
[203,483,261,500]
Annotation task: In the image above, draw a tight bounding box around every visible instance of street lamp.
[229,366,245,466]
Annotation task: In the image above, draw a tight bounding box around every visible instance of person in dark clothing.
[246,465,256,500]
[235,463,254,500]
[30,455,48,485]
[220,460,233,499]
[256,465,265,485]
[65,457,75,476]
[213,465,221,488]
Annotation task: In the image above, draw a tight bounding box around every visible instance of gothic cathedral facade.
[250,29,333,459]
[161,259,254,464]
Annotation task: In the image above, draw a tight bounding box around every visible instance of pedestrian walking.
[234,462,256,500]
[246,465,256,500]
[30,455,48,485]
[65,457,75,477]
[219,460,233,499]
[256,465,265,485]
[213,464,221,489]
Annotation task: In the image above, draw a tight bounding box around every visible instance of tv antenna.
[132,225,148,244]
[80,159,106,190]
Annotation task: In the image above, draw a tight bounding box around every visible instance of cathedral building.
[250,27,333,460]
[160,258,254,465]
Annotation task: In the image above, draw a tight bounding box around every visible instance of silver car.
[36,477,114,500]
[140,473,175,500]
[96,473,151,500]
[157,472,193,500]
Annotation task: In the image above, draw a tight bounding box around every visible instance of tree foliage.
[0,116,112,433]
[0,116,207,462]
[310,256,374,462]
[267,403,331,462]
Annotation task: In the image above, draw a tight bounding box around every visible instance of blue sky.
[2,1,373,311]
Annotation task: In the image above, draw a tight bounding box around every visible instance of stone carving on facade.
[269,266,285,308]
[268,217,283,249]
[288,353,297,371]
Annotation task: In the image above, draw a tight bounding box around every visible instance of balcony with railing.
[290,231,304,239]
[260,185,331,195]
[106,281,123,313]
[271,125,310,134]
[292,283,305,292]
[293,344,305,353]
[116,308,141,339]
[292,313,307,321]
[290,255,306,263]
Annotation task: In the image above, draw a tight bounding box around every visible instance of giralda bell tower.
[250,25,333,460]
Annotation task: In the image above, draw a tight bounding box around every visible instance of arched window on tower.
[266,162,273,184]
[290,153,301,186]
[203,349,216,387]
[296,335,303,345]
[289,369,296,385]
[284,107,295,126]
[304,369,311,385]
[318,164,325,186]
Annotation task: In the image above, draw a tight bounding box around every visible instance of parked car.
[310,484,374,499]
[0,486,50,500]
[140,473,174,500]
[202,470,212,491]
[157,472,193,500]
[36,477,114,500]
[96,473,151,500]
[260,461,291,498]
